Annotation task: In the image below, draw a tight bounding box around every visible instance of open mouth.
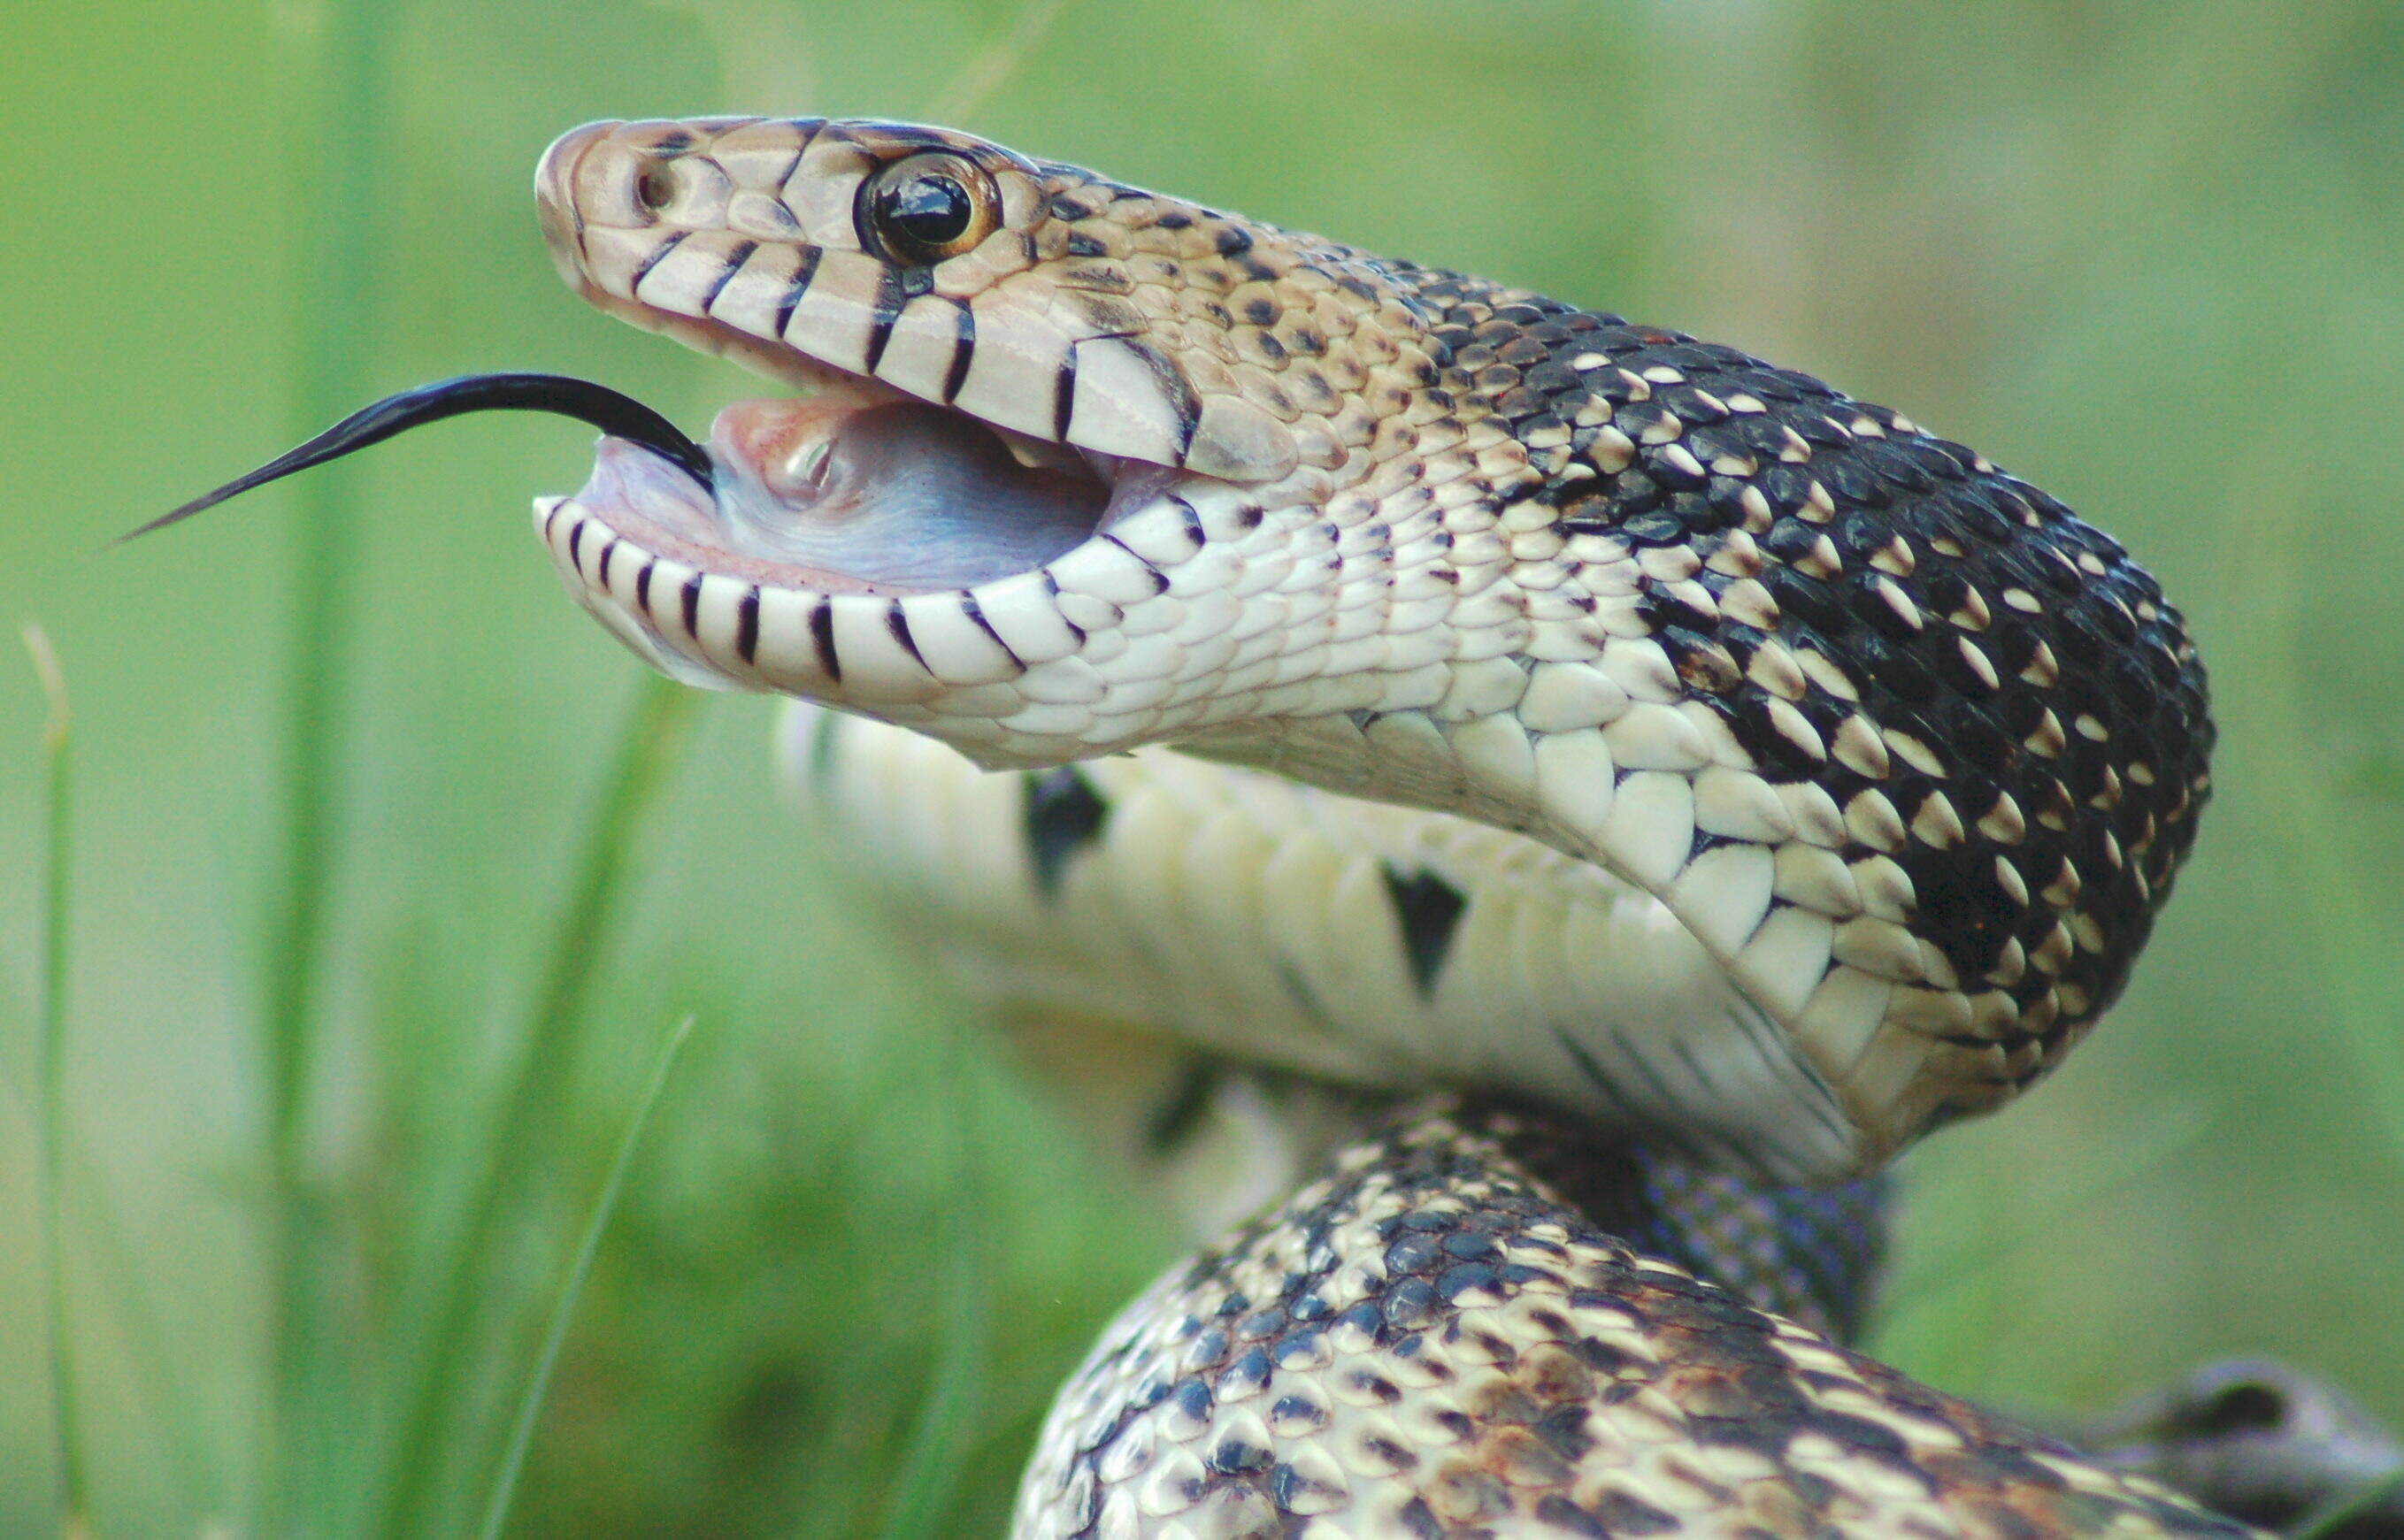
[581,383,1186,597]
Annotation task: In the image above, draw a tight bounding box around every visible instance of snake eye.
[859,152,1000,266]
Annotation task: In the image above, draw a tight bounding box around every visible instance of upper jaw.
[533,116,1310,484]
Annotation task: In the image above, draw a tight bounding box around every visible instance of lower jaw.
[560,382,1150,600]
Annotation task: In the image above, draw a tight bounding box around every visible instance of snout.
[534,119,621,294]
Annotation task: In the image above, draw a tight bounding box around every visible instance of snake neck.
[1148,289,2211,1181]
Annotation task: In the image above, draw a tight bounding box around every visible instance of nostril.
[2192,1381,2289,1436]
[636,160,676,214]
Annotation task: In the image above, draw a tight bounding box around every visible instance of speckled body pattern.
[527,119,2232,1536]
[1017,1103,2246,1540]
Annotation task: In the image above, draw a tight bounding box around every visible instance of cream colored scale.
[781,704,1853,1178]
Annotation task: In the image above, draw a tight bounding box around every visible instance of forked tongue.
[126,372,710,541]
[134,373,1112,595]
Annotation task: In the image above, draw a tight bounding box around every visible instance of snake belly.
[526,118,2235,1536]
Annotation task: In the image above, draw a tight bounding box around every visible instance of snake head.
[534,117,2214,1180]
[532,116,1494,762]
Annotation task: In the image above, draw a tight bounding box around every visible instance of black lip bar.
[127,372,712,542]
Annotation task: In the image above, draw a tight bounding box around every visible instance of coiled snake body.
[523,116,2236,1539]
[186,116,2253,1536]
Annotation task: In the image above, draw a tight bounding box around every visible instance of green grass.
[374,673,704,1538]
[478,1012,695,1540]
[24,622,86,1538]
[5,2,2404,1536]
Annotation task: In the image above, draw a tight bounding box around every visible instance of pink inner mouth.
[568,383,1134,596]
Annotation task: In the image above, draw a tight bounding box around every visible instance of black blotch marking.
[1171,1375,1213,1424]
[863,265,904,373]
[680,572,703,637]
[1382,865,1466,998]
[1024,765,1110,898]
[1166,494,1205,554]
[1532,1496,1612,1538]
[941,301,976,403]
[809,600,840,681]
[1586,1490,1680,1536]
[774,247,823,337]
[1208,1431,1271,1475]
[885,601,925,670]
[634,559,657,614]
[960,594,1021,670]
[700,240,757,314]
[1100,535,1171,594]
[735,586,760,665]
[1268,1392,1326,1431]
[1052,344,1079,441]
[1041,570,1087,645]
[628,228,689,294]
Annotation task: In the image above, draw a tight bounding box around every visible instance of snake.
[168,116,2269,1536]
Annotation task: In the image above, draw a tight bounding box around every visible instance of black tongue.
[125,372,711,542]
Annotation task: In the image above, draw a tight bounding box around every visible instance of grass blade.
[477,1014,698,1540]
[1874,1095,2218,1334]
[378,670,703,1540]
[2233,506,2404,1170]
[264,0,392,1526]
[24,622,88,1538]
[875,1047,991,1540]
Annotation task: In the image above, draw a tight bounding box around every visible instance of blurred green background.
[4,1,2402,1536]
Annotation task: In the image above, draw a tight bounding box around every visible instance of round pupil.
[882,172,972,248]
